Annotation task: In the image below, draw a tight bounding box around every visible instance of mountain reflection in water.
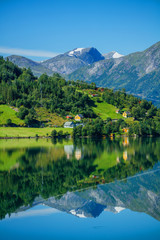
[0,137,160,221]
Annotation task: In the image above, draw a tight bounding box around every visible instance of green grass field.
[77,89,124,120]
[0,105,24,126]
[0,127,73,138]
[92,101,123,120]
[0,97,125,138]
[0,105,66,127]
[125,117,135,124]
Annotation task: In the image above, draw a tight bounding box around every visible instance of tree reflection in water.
[0,137,160,220]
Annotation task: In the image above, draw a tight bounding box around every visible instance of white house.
[64,121,75,128]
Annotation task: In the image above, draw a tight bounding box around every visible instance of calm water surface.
[0,137,160,240]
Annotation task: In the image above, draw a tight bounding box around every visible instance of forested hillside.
[0,56,96,127]
[5,42,160,107]
[0,56,160,137]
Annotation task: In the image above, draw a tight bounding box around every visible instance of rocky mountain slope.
[41,47,105,74]
[67,41,160,106]
[5,55,54,77]
[6,47,105,76]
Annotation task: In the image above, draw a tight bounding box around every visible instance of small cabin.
[66,115,73,119]
[91,94,98,97]
[116,109,120,114]
[64,121,75,128]
[123,111,131,118]
[123,128,129,133]
[75,114,84,121]
[96,87,104,92]
[100,88,104,92]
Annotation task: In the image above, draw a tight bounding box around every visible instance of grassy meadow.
[0,92,125,138]
[0,105,24,126]
[0,127,72,138]
[92,100,123,120]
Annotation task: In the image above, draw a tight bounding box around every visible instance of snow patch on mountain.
[112,52,124,58]
[68,48,84,56]
[114,206,125,213]
[70,209,86,218]
[103,51,124,59]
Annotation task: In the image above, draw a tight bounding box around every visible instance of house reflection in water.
[64,145,74,159]
[122,137,129,147]
[75,149,82,160]
[123,151,128,161]
[116,157,120,164]
[64,145,83,160]
[117,152,128,163]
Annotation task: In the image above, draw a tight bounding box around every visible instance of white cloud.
[0,46,59,58]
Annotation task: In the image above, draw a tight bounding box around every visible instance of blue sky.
[0,0,160,61]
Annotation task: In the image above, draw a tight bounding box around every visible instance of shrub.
[51,130,57,138]
[57,130,63,137]
[6,118,12,126]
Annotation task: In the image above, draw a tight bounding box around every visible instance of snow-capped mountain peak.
[103,51,124,59]
[112,52,124,58]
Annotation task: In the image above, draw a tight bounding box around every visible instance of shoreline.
[0,127,72,138]
[0,136,52,139]
[0,134,155,140]
[0,127,156,139]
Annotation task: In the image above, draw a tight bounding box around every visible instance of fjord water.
[0,137,160,240]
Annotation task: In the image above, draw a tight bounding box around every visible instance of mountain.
[44,192,106,218]
[5,55,54,77]
[67,41,160,106]
[41,47,105,74]
[103,51,124,59]
[5,42,160,106]
[15,165,160,220]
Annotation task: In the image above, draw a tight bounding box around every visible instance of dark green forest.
[0,57,96,125]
